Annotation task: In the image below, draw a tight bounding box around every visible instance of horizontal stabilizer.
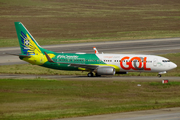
[3,53,31,58]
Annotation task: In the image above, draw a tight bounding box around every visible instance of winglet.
[44,52,54,63]
[93,47,99,54]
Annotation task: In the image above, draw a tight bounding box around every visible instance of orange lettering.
[143,57,151,70]
[120,57,131,70]
[120,56,151,71]
[130,57,142,70]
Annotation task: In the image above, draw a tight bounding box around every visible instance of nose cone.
[171,62,177,69]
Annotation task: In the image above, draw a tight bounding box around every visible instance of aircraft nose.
[171,62,177,69]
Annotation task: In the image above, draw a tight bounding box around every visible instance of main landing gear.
[87,72,94,77]
[87,72,101,77]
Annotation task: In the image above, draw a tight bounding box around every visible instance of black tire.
[87,73,94,77]
[158,74,162,77]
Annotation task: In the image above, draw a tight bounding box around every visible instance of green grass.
[0,79,180,120]
[1,30,180,47]
[0,0,180,47]
[150,81,180,86]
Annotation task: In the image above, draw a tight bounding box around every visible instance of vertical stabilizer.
[14,22,42,55]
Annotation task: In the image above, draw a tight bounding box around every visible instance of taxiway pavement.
[0,38,180,65]
[0,74,180,82]
[57,107,180,120]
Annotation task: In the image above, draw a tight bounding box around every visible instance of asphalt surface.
[57,107,180,120]
[1,74,180,82]
[0,37,180,65]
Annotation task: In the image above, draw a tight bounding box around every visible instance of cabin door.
[153,58,157,67]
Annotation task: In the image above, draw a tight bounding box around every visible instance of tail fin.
[14,22,42,55]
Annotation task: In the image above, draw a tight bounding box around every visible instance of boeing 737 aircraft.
[13,22,177,77]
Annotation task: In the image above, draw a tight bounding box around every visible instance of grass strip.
[1,31,180,47]
[0,0,180,47]
[0,78,180,120]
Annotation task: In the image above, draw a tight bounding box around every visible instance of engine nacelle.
[95,67,115,75]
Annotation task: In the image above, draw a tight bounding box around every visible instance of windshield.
[162,60,170,62]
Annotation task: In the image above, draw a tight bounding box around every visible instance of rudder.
[14,22,42,55]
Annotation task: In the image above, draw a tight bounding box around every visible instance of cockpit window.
[162,60,170,62]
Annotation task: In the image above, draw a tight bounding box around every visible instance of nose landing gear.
[158,74,162,77]
[158,71,166,78]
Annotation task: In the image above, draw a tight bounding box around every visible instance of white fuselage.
[96,54,177,73]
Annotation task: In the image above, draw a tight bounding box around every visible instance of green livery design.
[14,22,113,77]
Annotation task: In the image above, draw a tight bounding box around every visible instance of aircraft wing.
[44,52,98,70]
[67,63,98,70]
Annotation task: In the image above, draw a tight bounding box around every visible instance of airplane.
[12,22,177,77]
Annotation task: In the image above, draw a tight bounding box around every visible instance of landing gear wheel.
[158,74,162,78]
[87,73,94,77]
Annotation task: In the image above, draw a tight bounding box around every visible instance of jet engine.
[95,67,115,75]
